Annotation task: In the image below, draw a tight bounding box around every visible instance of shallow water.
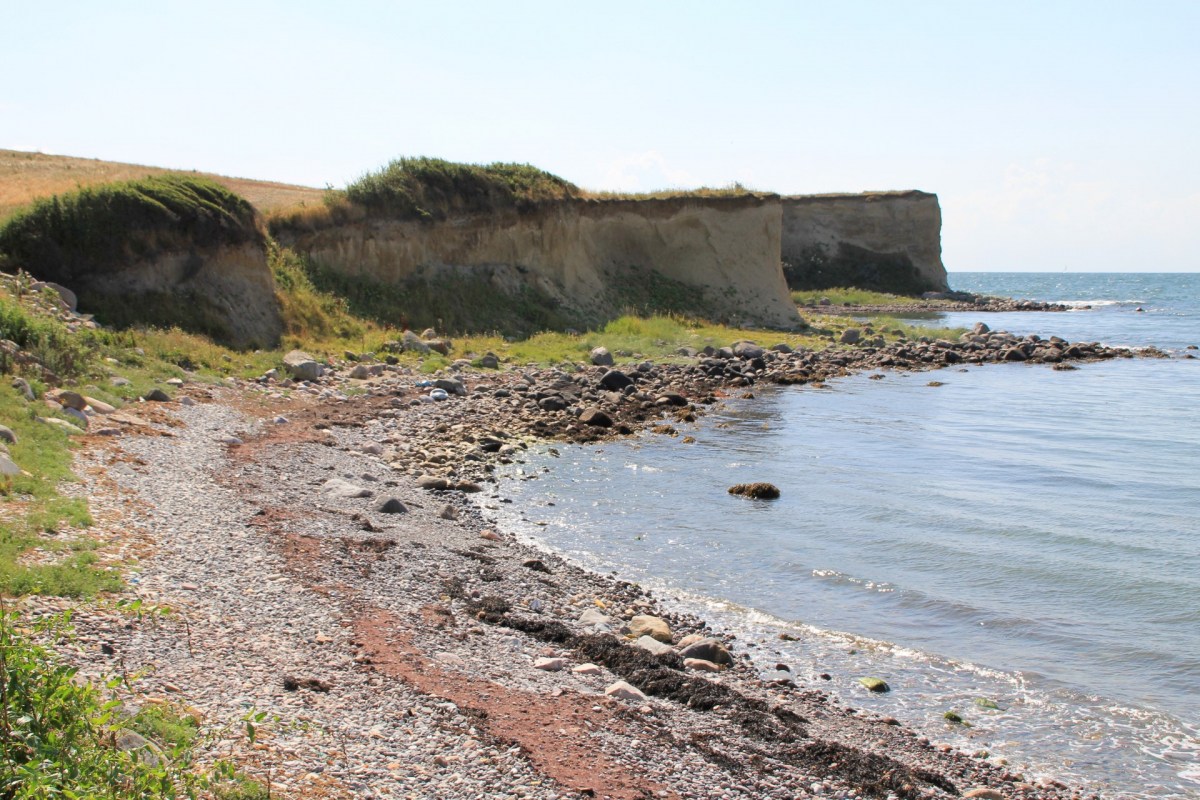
[489,273,1200,798]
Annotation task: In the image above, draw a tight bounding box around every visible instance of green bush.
[345,157,580,220]
[0,175,260,286]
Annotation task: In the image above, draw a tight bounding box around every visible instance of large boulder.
[283,350,323,382]
[678,638,733,666]
[599,370,634,391]
[590,347,615,366]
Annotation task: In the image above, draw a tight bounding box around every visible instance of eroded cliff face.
[781,192,947,293]
[79,242,283,348]
[280,196,803,330]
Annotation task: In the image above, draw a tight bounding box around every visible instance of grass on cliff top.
[344,157,581,220]
[0,174,261,287]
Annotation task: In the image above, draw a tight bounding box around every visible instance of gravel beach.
[21,335,1131,799]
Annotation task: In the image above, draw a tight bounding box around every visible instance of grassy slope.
[0,149,324,221]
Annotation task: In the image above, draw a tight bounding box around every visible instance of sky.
[3,1,1198,272]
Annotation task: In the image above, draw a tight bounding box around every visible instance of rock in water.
[858,677,890,693]
[728,482,780,500]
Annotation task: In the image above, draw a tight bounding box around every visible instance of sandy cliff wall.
[280,196,802,330]
[781,191,947,293]
[79,242,283,348]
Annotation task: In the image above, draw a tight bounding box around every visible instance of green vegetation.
[792,287,926,307]
[344,156,580,221]
[0,609,270,798]
[0,175,260,287]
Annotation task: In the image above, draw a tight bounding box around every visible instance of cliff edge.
[781,191,948,294]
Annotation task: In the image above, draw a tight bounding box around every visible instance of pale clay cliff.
[280,195,803,330]
[85,241,284,349]
[782,191,948,293]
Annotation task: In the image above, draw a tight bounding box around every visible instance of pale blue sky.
[3,1,1197,271]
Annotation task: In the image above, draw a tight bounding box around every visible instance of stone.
[683,658,723,672]
[534,657,568,672]
[401,330,430,354]
[38,416,81,434]
[113,729,164,768]
[538,396,567,412]
[375,497,408,514]
[629,615,672,643]
[283,350,323,381]
[417,475,451,491]
[732,341,765,359]
[578,408,613,428]
[83,396,115,414]
[438,504,458,520]
[426,338,452,356]
[572,663,602,676]
[0,454,20,476]
[478,353,500,369]
[770,343,793,354]
[179,396,196,407]
[362,442,384,455]
[604,680,647,702]
[480,529,502,541]
[349,364,371,380]
[144,388,171,402]
[598,370,633,391]
[728,482,780,500]
[678,638,733,666]
[62,407,89,429]
[455,481,483,493]
[839,328,862,345]
[33,281,77,312]
[579,608,610,628]
[0,425,16,445]
[433,378,466,396]
[323,478,373,499]
[655,393,688,407]
[522,558,551,573]
[56,390,87,410]
[11,377,34,400]
[590,347,614,366]
[634,635,674,656]
[1003,347,1027,362]
[972,322,991,335]
[858,677,890,693]
[963,790,1004,800]
[165,378,185,387]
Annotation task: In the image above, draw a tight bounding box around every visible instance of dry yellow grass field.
[0,149,325,220]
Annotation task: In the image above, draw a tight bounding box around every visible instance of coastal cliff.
[781,191,948,294]
[277,194,803,330]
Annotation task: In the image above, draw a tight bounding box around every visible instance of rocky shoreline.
[802,291,1079,316]
[17,327,1154,799]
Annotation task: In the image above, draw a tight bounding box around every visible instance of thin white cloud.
[598,151,699,193]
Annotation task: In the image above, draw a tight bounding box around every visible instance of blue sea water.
[488,273,1200,798]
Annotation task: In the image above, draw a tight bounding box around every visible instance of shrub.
[0,175,261,286]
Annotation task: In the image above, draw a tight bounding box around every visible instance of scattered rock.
[522,558,551,573]
[374,497,408,514]
[728,482,780,500]
[439,504,458,520]
[604,680,647,702]
[634,635,674,656]
[283,676,333,692]
[323,478,373,498]
[839,328,862,345]
[572,663,602,676]
[578,408,613,428]
[283,350,323,381]
[349,364,371,380]
[678,638,733,666]
[0,425,16,445]
[55,390,87,410]
[590,347,614,367]
[0,454,21,476]
[417,475,451,491]
[683,658,724,672]
[858,677,890,693]
[629,614,672,643]
[963,789,1005,800]
[534,657,568,672]
[144,388,171,402]
[598,370,633,391]
[11,377,34,400]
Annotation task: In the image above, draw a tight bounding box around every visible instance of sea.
[488,273,1200,798]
